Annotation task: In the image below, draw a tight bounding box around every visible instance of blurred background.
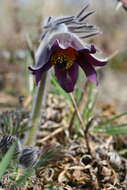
[0,0,127,112]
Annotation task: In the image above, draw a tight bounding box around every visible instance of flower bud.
[0,135,21,155]
[19,146,40,168]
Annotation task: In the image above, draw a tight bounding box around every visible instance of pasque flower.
[29,5,107,92]
[19,146,40,168]
[0,135,21,156]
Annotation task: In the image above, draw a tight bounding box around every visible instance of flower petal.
[29,41,53,85]
[79,50,107,67]
[78,61,98,85]
[54,63,79,92]
[49,32,84,50]
[50,40,60,51]
[78,44,97,54]
[30,41,52,71]
[29,61,52,84]
[86,54,107,67]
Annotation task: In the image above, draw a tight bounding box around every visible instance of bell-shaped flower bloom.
[29,5,107,92]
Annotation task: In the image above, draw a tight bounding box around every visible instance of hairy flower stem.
[69,93,91,154]
[26,73,49,145]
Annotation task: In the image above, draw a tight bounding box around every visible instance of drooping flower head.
[29,4,107,92]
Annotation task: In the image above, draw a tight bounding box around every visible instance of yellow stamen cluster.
[50,48,78,70]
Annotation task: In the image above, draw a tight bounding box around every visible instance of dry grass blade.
[69,93,85,131]
[68,82,88,131]
[36,125,68,144]
[69,93,91,154]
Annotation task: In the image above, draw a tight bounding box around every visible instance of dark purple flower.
[29,5,107,93]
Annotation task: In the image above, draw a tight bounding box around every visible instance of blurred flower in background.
[117,0,127,11]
